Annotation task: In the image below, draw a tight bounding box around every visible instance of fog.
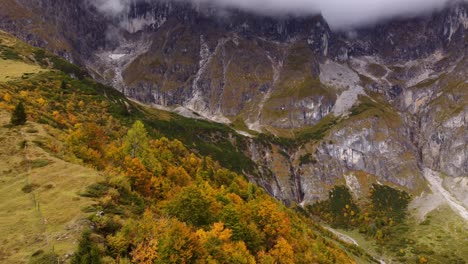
[91,0,460,29]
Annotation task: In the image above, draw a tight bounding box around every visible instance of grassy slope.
[0,110,103,263]
[0,59,45,81]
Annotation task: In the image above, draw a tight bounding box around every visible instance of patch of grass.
[296,114,339,142]
[367,63,387,77]
[299,153,316,165]
[1,47,21,60]
[348,95,401,128]
[230,118,258,136]
[26,128,39,133]
[270,76,331,101]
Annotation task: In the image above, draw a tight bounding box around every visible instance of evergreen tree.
[72,231,101,264]
[10,102,27,126]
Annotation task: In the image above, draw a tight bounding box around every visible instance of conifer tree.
[10,102,27,126]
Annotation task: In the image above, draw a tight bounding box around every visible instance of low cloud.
[90,0,460,29]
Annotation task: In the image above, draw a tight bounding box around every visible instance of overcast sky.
[91,0,460,29]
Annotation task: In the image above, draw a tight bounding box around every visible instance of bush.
[30,159,50,168]
[22,183,39,193]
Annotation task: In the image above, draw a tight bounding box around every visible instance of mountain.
[0,30,377,263]
[0,0,467,262]
[1,0,466,216]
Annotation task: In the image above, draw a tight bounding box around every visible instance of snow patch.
[109,54,126,60]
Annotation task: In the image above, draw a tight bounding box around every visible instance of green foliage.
[30,159,50,168]
[80,183,110,198]
[165,186,214,227]
[72,231,102,264]
[10,102,27,125]
[144,116,257,175]
[1,46,21,60]
[370,184,411,222]
[328,186,360,228]
[33,49,87,79]
[123,120,149,159]
[299,153,316,165]
[296,115,338,142]
[61,80,67,89]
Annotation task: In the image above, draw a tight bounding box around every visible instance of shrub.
[30,159,50,168]
[22,183,39,193]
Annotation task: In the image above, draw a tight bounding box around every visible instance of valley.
[0,0,466,263]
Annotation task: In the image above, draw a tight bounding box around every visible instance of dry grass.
[0,110,102,263]
[0,60,45,82]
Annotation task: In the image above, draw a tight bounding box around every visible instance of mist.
[90,0,460,29]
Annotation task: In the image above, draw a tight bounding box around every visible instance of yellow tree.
[124,120,149,159]
[256,200,291,246]
[269,237,295,264]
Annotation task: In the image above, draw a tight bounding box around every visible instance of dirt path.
[325,226,359,246]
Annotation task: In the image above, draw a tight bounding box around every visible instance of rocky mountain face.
[1,0,466,208]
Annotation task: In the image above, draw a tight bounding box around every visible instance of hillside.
[0,110,103,263]
[0,31,377,263]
